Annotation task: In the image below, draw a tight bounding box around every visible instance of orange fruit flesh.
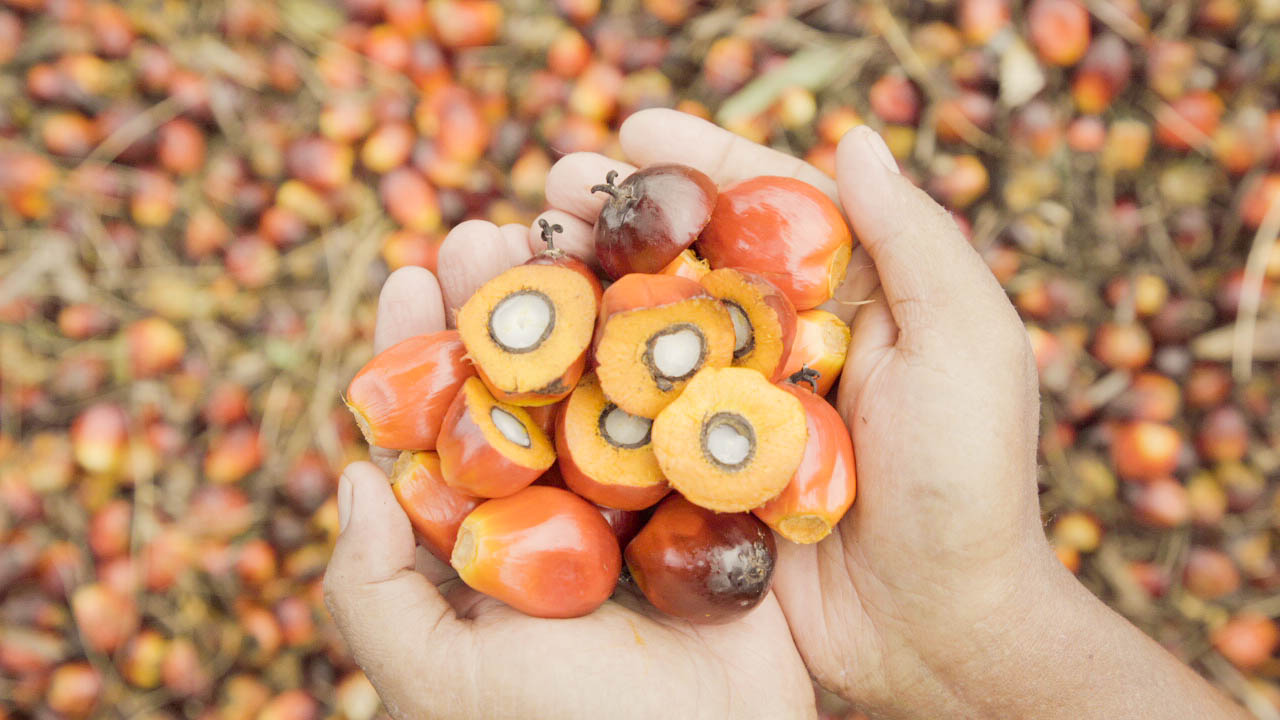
[556,373,668,510]
[458,264,598,405]
[438,377,555,497]
[780,309,850,396]
[700,268,796,381]
[595,297,734,418]
[651,367,807,512]
[660,248,710,281]
[826,241,852,303]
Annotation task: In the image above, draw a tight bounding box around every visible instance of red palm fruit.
[203,424,263,484]
[869,72,920,124]
[345,330,476,451]
[437,377,556,497]
[591,165,718,279]
[1027,0,1090,67]
[703,36,753,94]
[699,269,797,381]
[548,27,591,77]
[380,230,441,273]
[119,629,167,689]
[754,369,856,543]
[958,0,1010,44]
[1240,174,1280,230]
[1183,547,1240,599]
[452,486,620,618]
[71,402,128,475]
[927,155,989,209]
[428,0,501,48]
[1111,421,1181,481]
[1155,90,1224,151]
[286,136,353,191]
[1130,476,1190,528]
[71,583,138,654]
[593,274,735,418]
[1091,322,1152,370]
[1114,372,1180,422]
[42,112,96,157]
[88,499,131,559]
[390,451,482,561]
[1213,613,1280,670]
[625,494,776,623]
[46,662,102,718]
[125,316,185,377]
[379,167,441,232]
[1196,406,1248,463]
[185,205,231,259]
[935,90,996,144]
[1071,34,1131,114]
[157,119,206,175]
[699,176,852,311]
[360,121,414,173]
[225,234,280,289]
[258,690,319,720]
[779,309,850,396]
[161,637,210,697]
[555,373,668,510]
[57,302,112,339]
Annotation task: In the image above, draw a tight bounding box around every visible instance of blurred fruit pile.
[1,0,1279,717]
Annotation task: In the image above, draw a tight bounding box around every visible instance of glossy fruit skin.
[624,495,776,623]
[660,248,710,281]
[436,382,549,498]
[453,486,621,618]
[391,452,482,562]
[597,505,646,549]
[593,164,718,279]
[754,379,857,543]
[697,176,852,310]
[345,331,475,450]
[778,309,849,396]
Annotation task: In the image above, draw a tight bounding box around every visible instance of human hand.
[323,228,815,719]
[538,109,1053,717]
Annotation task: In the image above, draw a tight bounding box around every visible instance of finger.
[618,108,837,200]
[528,210,596,266]
[415,545,458,586]
[545,152,636,222]
[437,220,532,324]
[374,266,447,353]
[836,288,897,424]
[835,126,1013,353]
[323,463,469,712]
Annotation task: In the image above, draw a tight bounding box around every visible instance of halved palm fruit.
[652,367,806,512]
[437,377,556,497]
[699,268,797,381]
[593,274,734,418]
[458,263,598,406]
[556,373,669,510]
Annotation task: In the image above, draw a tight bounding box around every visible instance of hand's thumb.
[836,126,1007,345]
[324,462,465,709]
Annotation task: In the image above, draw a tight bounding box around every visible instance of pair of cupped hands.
[323,109,1054,719]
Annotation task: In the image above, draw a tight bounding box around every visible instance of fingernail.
[857,126,899,175]
[337,474,353,533]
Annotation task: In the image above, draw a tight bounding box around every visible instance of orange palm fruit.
[778,309,850,396]
[1111,421,1182,481]
[651,367,807,512]
[555,373,669,511]
[452,485,620,618]
[593,274,735,418]
[437,377,555,497]
[390,451,482,561]
[457,224,600,406]
[754,369,857,543]
[697,176,853,310]
[659,248,710,281]
[345,331,476,451]
[699,268,797,381]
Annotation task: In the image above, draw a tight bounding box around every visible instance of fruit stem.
[788,367,821,394]
[537,218,563,251]
[590,169,622,199]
